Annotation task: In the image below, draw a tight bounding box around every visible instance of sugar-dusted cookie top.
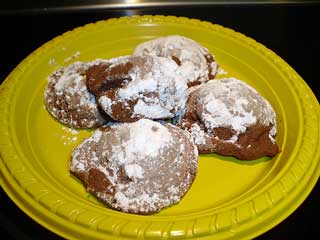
[44,61,108,128]
[178,78,279,160]
[133,35,218,87]
[70,119,198,214]
[86,55,188,122]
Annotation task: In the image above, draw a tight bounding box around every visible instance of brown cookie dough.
[177,78,279,160]
[70,119,198,214]
[44,61,108,128]
[133,35,219,87]
[86,55,188,122]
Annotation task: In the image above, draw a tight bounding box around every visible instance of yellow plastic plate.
[0,16,319,240]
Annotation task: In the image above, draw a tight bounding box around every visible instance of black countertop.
[1,3,319,239]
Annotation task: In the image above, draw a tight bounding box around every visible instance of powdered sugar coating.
[185,78,276,144]
[196,78,276,142]
[89,55,189,121]
[70,119,198,214]
[133,35,218,86]
[44,60,109,128]
[178,78,279,159]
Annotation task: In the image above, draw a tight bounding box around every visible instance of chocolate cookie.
[86,55,188,122]
[70,119,198,214]
[178,78,279,160]
[44,61,108,128]
[133,35,218,87]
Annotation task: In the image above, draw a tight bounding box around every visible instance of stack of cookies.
[44,35,279,214]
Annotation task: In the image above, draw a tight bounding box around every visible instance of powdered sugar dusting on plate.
[61,126,79,145]
[217,67,228,75]
[64,51,81,63]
